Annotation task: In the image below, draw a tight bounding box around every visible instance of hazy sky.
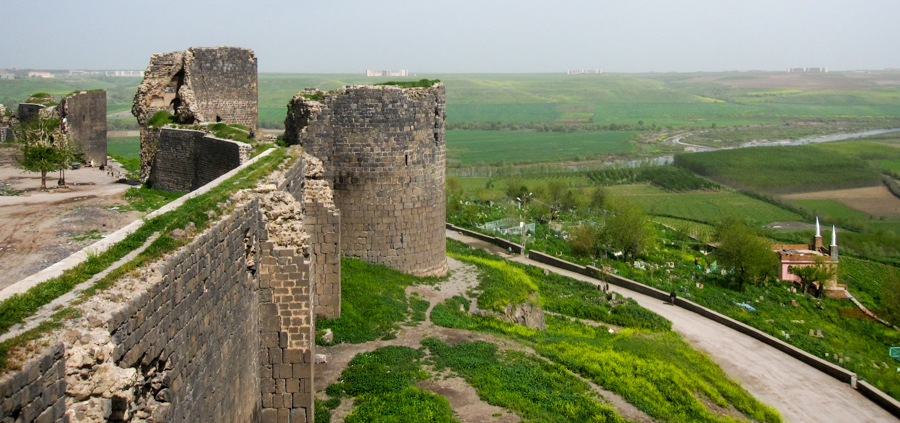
[2,0,899,73]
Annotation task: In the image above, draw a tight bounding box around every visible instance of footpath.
[447,229,898,423]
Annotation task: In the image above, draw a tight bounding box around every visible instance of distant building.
[772,218,842,297]
[366,69,408,77]
[27,71,54,78]
[566,69,602,75]
[0,71,13,80]
[68,70,97,76]
[788,67,828,73]
[105,70,144,77]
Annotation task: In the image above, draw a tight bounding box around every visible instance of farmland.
[674,145,885,194]
[605,184,802,225]
[446,130,635,166]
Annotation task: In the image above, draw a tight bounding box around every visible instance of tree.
[14,116,67,190]
[569,224,600,256]
[879,270,900,327]
[788,256,836,297]
[713,216,778,291]
[602,197,655,262]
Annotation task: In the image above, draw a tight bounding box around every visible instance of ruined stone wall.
[151,128,204,192]
[133,47,257,181]
[183,48,258,128]
[17,103,45,122]
[150,127,251,192]
[303,181,341,319]
[258,238,315,423]
[195,135,251,188]
[0,152,333,422]
[285,84,447,277]
[107,198,264,422]
[0,343,66,423]
[60,90,107,166]
[276,154,341,319]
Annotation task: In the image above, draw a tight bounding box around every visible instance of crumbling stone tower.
[59,90,107,166]
[132,46,258,181]
[284,84,448,277]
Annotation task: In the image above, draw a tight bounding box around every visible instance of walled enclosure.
[149,127,252,192]
[285,84,448,277]
[59,91,107,166]
[0,151,338,422]
[132,47,258,181]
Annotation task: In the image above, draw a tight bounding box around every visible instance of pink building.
[772,218,843,297]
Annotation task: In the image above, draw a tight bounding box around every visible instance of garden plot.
[784,186,900,217]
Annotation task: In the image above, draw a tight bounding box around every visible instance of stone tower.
[284,83,448,277]
[132,46,258,181]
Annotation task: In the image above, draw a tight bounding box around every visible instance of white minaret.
[831,225,839,262]
[813,217,823,250]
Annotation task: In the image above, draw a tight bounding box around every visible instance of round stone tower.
[285,83,447,277]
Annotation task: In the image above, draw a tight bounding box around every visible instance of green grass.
[447,130,636,165]
[424,337,625,423]
[605,184,802,225]
[316,258,441,344]
[432,240,780,422]
[0,148,290,366]
[328,346,458,423]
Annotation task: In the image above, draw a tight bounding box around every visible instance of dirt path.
[0,152,141,289]
[315,257,656,423]
[447,230,898,423]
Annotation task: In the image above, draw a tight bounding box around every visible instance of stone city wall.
[276,154,341,319]
[0,152,336,422]
[133,47,257,182]
[150,127,251,192]
[0,343,66,423]
[285,84,448,277]
[59,91,107,166]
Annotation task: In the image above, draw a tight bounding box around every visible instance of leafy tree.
[13,116,67,190]
[603,197,655,262]
[788,256,836,297]
[713,216,778,291]
[879,270,900,326]
[589,187,607,211]
[569,224,600,256]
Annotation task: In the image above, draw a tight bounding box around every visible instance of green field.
[674,146,882,194]
[446,130,635,165]
[107,136,140,160]
[0,76,141,114]
[605,184,803,224]
[789,199,869,221]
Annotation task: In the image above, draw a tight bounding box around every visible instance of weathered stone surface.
[58,91,107,167]
[149,127,251,192]
[285,84,448,278]
[132,46,257,181]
